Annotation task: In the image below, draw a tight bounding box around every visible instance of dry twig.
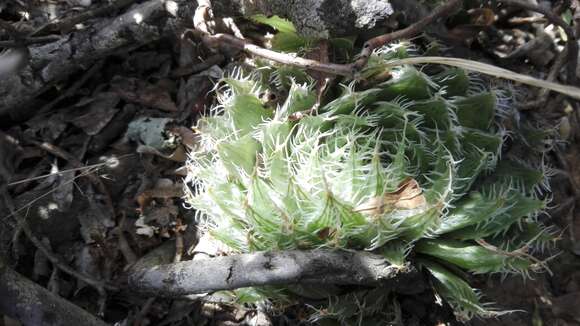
[201,32,353,76]
[171,53,225,77]
[36,60,106,117]
[353,0,462,70]
[387,56,580,100]
[501,0,578,85]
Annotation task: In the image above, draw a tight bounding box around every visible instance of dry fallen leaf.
[70,93,120,135]
[354,177,427,215]
[112,76,178,112]
[135,178,184,212]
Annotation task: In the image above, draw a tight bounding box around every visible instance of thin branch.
[7,159,115,187]
[114,213,138,267]
[133,297,156,326]
[190,0,580,101]
[0,19,26,41]
[129,249,418,296]
[2,167,99,223]
[386,56,580,100]
[201,33,354,76]
[501,0,578,85]
[353,0,463,70]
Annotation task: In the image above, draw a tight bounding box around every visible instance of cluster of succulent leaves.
[185,44,555,323]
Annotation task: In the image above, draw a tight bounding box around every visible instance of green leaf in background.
[250,14,297,33]
[250,14,311,52]
[271,32,309,52]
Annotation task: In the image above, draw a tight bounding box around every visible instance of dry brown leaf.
[112,77,178,112]
[354,177,427,215]
[135,179,184,212]
[169,126,200,150]
[70,93,120,135]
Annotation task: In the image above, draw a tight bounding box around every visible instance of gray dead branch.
[0,256,108,326]
[128,249,422,297]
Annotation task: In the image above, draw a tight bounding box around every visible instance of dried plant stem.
[388,56,580,100]
[7,160,114,187]
[133,297,156,326]
[29,140,116,218]
[475,239,552,275]
[2,168,98,222]
[354,0,462,69]
[202,33,353,76]
[114,213,138,266]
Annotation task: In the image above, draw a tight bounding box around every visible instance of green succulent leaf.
[452,92,496,130]
[416,239,531,274]
[435,192,505,235]
[217,133,261,177]
[420,260,496,321]
[450,191,546,240]
[491,159,547,192]
[227,94,272,136]
[379,66,437,100]
[432,68,470,97]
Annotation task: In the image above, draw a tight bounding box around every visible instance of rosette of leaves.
[185,46,554,323]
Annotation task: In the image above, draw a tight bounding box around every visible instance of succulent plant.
[184,44,555,323]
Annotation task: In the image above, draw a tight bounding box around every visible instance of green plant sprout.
[184,43,556,323]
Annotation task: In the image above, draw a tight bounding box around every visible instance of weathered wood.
[129,249,421,296]
[0,257,108,326]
